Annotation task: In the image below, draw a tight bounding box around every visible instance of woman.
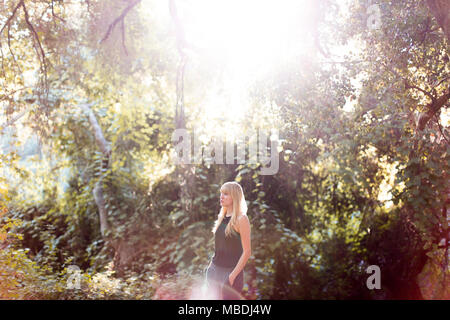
[205,181,252,300]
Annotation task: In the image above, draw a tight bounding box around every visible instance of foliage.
[0,0,448,300]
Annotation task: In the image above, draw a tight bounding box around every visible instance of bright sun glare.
[180,0,311,67]
[171,0,314,128]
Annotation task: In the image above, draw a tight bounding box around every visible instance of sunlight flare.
[174,0,315,125]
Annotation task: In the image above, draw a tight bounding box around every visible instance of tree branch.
[79,103,111,156]
[21,1,48,90]
[383,61,436,105]
[426,0,450,42]
[405,82,436,104]
[169,0,188,55]
[0,1,23,35]
[7,22,22,74]
[0,109,29,132]
[0,86,33,102]
[433,75,450,89]
[381,60,449,133]
[79,102,112,239]
[0,1,23,75]
[120,18,128,56]
[435,113,450,144]
[417,87,450,131]
[99,0,141,44]
[51,0,66,24]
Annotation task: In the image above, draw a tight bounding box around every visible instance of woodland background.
[0,0,449,299]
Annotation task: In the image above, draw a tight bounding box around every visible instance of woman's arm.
[229,215,251,285]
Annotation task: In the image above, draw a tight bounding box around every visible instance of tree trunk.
[80,103,111,238]
[410,0,450,283]
[81,103,136,275]
[426,0,450,42]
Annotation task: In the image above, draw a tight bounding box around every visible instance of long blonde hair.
[212,181,248,237]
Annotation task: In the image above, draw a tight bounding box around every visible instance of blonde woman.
[205,181,252,300]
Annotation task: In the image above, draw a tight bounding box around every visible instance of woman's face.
[220,189,233,208]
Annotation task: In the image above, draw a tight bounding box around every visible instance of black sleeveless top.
[212,216,243,268]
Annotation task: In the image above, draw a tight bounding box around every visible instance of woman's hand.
[228,273,236,286]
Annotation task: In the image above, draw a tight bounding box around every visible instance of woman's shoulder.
[235,214,250,231]
[237,213,249,222]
